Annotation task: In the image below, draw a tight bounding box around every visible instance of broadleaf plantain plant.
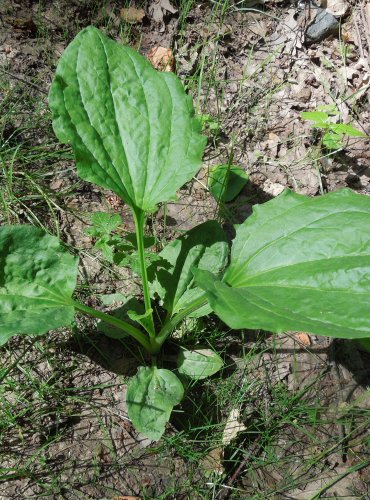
[1,27,369,440]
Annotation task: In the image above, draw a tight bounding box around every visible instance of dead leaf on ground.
[116,497,141,500]
[149,0,178,24]
[263,179,285,197]
[120,7,145,24]
[158,0,177,14]
[326,0,349,17]
[107,194,122,210]
[295,332,312,346]
[222,409,246,446]
[201,447,224,475]
[147,46,174,71]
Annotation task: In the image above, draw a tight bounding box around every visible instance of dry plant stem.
[360,2,370,52]
[353,11,365,59]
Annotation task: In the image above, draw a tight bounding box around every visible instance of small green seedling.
[85,211,158,274]
[1,27,370,440]
[85,212,123,262]
[301,105,367,150]
[200,113,221,136]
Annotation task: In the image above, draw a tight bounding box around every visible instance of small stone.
[305,8,339,43]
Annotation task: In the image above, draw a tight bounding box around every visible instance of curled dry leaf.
[222,409,246,446]
[147,46,175,71]
[120,7,145,24]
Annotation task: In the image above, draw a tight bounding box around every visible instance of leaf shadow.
[63,297,151,376]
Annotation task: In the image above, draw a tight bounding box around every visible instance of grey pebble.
[305,8,339,43]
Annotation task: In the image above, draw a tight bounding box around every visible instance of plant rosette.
[1,27,369,440]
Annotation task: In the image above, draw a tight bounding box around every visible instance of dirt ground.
[0,0,369,498]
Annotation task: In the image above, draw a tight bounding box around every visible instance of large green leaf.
[49,26,206,212]
[150,221,228,317]
[126,366,184,440]
[0,226,78,345]
[194,189,370,339]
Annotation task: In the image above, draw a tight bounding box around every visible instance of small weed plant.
[301,105,367,151]
[1,27,369,439]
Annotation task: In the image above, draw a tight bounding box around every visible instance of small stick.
[361,0,370,53]
[353,10,365,59]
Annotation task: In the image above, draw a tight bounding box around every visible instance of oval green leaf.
[49,26,206,213]
[0,226,78,345]
[194,189,370,339]
[177,348,223,379]
[149,221,228,317]
[208,164,248,202]
[127,366,184,440]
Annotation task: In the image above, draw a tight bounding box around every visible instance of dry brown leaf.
[201,447,224,475]
[222,409,246,446]
[326,0,349,17]
[120,7,145,24]
[113,497,141,500]
[107,194,122,210]
[149,0,177,24]
[147,46,174,71]
[295,332,312,346]
[159,0,177,14]
[263,179,285,197]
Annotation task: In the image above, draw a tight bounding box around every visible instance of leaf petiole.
[156,294,208,346]
[132,208,156,338]
[71,299,153,352]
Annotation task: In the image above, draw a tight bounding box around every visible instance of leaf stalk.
[132,208,155,338]
[71,299,153,352]
[156,294,208,346]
